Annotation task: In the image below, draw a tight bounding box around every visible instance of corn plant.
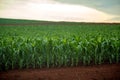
[0,19,120,71]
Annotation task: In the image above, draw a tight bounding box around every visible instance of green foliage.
[0,19,120,71]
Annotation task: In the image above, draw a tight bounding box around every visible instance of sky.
[0,0,120,22]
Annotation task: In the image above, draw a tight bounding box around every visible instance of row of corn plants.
[0,34,120,71]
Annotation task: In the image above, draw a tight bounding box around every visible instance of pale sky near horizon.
[0,0,120,22]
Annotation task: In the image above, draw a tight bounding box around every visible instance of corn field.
[0,19,120,71]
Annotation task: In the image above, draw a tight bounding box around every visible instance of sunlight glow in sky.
[0,0,119,22]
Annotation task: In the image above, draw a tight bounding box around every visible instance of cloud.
[106,16,120,22]
[0,0,119,22]
[55,0,120,15]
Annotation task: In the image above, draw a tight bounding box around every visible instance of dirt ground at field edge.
[0,64,120,80]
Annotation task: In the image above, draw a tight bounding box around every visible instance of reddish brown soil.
[0,64,120,80]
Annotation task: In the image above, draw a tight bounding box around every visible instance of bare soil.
[0,64,120,80]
